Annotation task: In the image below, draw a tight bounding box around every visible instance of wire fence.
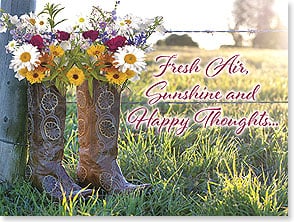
[65,101,288,105]
[165,29,288,34]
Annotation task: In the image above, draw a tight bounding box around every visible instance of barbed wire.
[65,101,288,105]
[120,101,288,105]
[164,29,288,34]
[0,138,28,148]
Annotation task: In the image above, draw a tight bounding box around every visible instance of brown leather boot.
[25,83,93,200]
[76,80,150,193]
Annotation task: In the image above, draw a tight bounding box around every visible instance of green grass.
[0,47,288,216]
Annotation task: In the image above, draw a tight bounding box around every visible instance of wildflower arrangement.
[0,1,165,95]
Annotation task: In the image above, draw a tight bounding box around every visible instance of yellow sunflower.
[105,68,127,85]
[25,67,46,84]
[49,45,64,57]
[86,44,106,57]
[66,66,85,86]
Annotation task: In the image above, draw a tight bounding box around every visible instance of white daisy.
[0,13,8,33]
[0,24,7,33]
[9,44,40,72]
[35,15,49,31]
[20,12,37,27]
[125,14,142,28]
[5,40,19,52]
[156,24,167,35]
[113,45,146,73]
[0,13,6,21]
[9,15,20,25]
[117,14,142,34]
[75,14,89,30]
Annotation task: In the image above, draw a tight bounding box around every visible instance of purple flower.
[100,32,110,43]
[99,22,107,29]
[111,30,118,36]
[30,34,44,50]
[57,30,70,41]
[24,33,33,41]
[42,32,56,47]
[82,30,99,42]
[105,35,127,51]
[10,29,18,40]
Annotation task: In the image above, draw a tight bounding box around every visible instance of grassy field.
[0,46,288,216]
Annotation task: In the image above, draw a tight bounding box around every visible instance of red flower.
[82,30,99,42]
[57,31,70,41]
[30,35,44,50]
[105,36,127,52]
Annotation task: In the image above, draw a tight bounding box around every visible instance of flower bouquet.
[1,1,165,95]
[0,2,165,198]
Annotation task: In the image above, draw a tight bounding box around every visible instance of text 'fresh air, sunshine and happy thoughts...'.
[127,54,279,136]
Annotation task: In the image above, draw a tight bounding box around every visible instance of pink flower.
[82,30,99,42]
[30,35,44,50]
[57,31,70,41]
[105,36,127,52]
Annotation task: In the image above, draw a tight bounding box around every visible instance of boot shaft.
[77,80,151,192]
[26,83,93,199]
[77,80,121,163]
[27,83,65,174]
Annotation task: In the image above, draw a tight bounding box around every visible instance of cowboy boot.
[25,83,93,200]
[76,80,150,193]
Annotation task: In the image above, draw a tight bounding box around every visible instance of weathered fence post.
[0,0,36,185]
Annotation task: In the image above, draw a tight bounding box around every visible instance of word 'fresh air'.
[154,54,249,77]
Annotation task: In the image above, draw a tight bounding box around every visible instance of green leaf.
[91,72,99,80]
[54,19,68,28]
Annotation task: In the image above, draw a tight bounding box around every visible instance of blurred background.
[35,0,288,50]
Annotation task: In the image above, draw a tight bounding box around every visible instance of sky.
[5,0,290,49]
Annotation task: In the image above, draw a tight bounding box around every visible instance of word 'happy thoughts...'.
[127,54,279,136]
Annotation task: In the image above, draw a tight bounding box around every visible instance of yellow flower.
[49,45,64,57]
[66,66,85,86]
[25,67,46,84]
[105,69,127,85]
[18,67,29,77]
[96,53,115,73]
[86,44,106,57]
[29,18,36,25]
[124,69,136,79]
[38,53,53,71]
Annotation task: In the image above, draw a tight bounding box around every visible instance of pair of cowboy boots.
[26,80,149,200]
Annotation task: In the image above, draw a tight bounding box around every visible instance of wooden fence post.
[0,0,36,185]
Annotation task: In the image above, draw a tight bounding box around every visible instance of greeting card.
[0,0,288,216]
